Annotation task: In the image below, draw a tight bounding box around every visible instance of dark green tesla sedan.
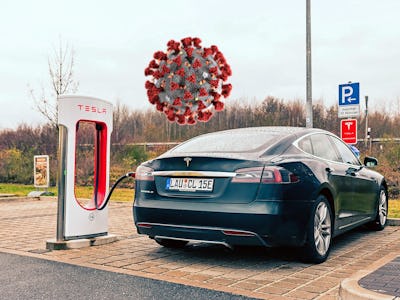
[133,127,388,263]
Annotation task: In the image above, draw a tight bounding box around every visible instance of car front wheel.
[302,195,333,263]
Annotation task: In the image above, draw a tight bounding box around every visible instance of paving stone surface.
[358,256,400,297]
[1,197,400,300]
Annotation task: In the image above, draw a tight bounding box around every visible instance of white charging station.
[47,95,116,249]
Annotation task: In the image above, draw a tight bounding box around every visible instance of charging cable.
[95,172,135,210]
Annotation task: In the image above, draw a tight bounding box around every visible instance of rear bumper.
[133,200,313,247]
[136,222,267,248]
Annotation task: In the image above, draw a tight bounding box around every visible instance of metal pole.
[306,0,313,128]
[56,125,68,241]
[364,96,368,147]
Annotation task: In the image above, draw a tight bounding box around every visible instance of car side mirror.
[364,156,378,167]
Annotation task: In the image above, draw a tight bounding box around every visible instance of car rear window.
[170,130,282,153]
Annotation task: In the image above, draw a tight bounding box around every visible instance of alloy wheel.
[314,201,332,256]
[378,189,388,226]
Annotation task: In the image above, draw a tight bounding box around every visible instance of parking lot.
[1,197,399,299]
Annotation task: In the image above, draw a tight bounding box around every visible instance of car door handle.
[346,168,357,176]
[325,167,334,173]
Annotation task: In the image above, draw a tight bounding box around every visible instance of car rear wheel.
[302,195,333,263]
[154,238,188,248]
[368,187,388,231]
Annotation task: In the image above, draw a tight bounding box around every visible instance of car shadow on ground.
[143,226,378,267]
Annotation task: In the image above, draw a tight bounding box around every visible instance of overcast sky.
[1,0,400,129]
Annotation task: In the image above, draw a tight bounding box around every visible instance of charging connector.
[95,172,135,210]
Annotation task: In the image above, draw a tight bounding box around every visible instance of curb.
[387,218,400,226]
[0,196,40,202]
[339,252,400,300]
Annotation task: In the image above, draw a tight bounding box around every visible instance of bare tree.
[29,38,79,126]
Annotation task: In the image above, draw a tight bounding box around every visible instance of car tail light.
[231,167,264,183]
[232,166,299,184]
[261,167,283,183]
[135,165,154,181]
[137,222,153,228]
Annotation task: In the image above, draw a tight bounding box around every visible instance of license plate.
[166,178,214,192]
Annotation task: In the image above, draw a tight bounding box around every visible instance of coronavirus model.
[144,37,232,124]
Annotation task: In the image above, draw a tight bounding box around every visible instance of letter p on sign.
[341,86,353,104]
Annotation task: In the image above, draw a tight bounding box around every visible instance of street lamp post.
[306,0,313,128]
[365,95,369,147]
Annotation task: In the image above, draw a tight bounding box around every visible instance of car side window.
[309,134,340,161]
[329,136,361,165]
[297,136,313,154]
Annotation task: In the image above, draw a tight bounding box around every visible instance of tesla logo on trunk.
[183,157,192,167]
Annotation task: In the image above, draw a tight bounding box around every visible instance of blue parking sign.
[339,82,359,106]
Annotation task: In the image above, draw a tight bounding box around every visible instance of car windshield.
[170,129,283,153]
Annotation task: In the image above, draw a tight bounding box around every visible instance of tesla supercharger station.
[47,95,115,249]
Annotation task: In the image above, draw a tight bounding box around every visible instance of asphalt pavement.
[0,252,253,300]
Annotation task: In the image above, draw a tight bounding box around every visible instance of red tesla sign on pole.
[340,119,357,144]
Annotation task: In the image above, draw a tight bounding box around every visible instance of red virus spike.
[213,100,224,111]
[152,70,162,79]
[173,55,182,66]
[203,48,213,57]
[150,95,159,104]
[185,47,194,57]
[221,84,232,97]
[197,101,206,111]
[210,45,219,54]
[210,91,221,101]
[156,101,165,112]
[167,40,180,52]
[144,67,154,76]
[177,114,186,125]
[187,116,196,125]
[181,37,192,47]
[192,59,202,69]
[148,59,159,69]
[193,37,202,48]
[173,97,182,106]
[166,108,176,121]
[170,82,179,91]
[153,51,167,61]
[225,64,232,76]
[209,79,219,88]
[209,66,218,75]
[184,90,193,100]
[184,107,192,116]
[199,88,208,97]
[186,74,196,83]
[201,110,212,122]
[219,72,228,81]
[145,80,155,89]
[162,65,170,75]
[176,68,185,77]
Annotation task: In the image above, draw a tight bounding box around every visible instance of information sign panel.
[340,119,358,144]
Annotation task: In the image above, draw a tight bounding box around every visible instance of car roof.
[212,126,312,135]
[161,126,329,159]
